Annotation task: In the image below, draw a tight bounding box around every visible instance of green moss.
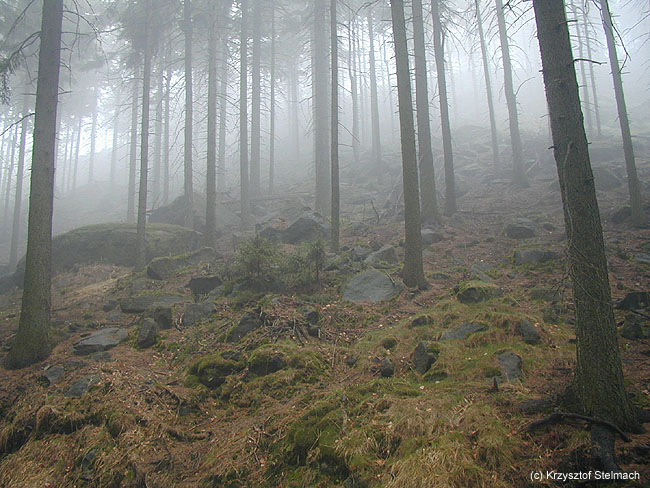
[381,337,398,350]
[187,351,246,388]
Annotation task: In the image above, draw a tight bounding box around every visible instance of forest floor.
[0,136,650,487]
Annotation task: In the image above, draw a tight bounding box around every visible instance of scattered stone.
[73,328,128,355]
[430,272,452,281]
[182,302,215,327]
[380,359,394,378]
[421,229,444,245]
[342,269,404,303]
[145,304,173,330]
[102,300,119,312]
[302,306,320,325]
[513,249,559,266]
[137,318,159,349]
[106,310,122,322]
[351,246,371,261]
[497,351,523,382]
[41,365,65,385]
[440,322,487,341]
[147,247,219,280]
[516,320,542,345]
[365,245,398,266]
[345,355,358,367]
[615,292,650,311]
[410,315,432,327]
[503,218,538,239]
[89,351,112,362]
[226,312,263,342]
[282,212,330,244]
[456,281,502,304]
[188,275,222,298]
[307,325,321,338]
[593,167,622,191]
[611,206,631,224]
[120,294,183,314]
[469,261,493,283]
[413,341,438,374]
[65,375,100,397]
[620,314,645,340]
[634,253,650,265]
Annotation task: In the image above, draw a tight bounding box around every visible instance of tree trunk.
[413,0,439,222]
[206,12,218,248]
[431,0,456,215]
[367,8,382,184]
[136,21,152,272]
[110,94,119,188]
[163,62,171,205]
[390,0,427,290]
[475,0,501,174]
[72,116,82,192]
[239,0,251,228]
[290,66,300,162]
[313,0,330,215]
[127,62,140,223]
[9,95,30,270]
[2,124,17,229]
[152,57,163,207]
[88,89,97,184]
[4,0,63,369]
[183,0,194,229]
[348,20,359,165]
[570,1,594,138]
[269,0,276,194]
[583,8,602,138]
[330,0,339,252]
[532,0,639,432]
[494,0,529,187]
[218,39,228,194]
[599,0,643,226]
[250,0,261,195]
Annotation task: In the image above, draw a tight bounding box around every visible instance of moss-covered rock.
[455,281,502,304]
[187,351,246,388]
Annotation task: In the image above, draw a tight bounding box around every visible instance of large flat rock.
[120,294,184,314]
[342,269,404,303]
[73,328,128,355]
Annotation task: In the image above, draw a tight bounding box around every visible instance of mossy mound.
[187,351,247,388]
[456,281,502,304]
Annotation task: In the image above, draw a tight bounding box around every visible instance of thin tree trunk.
[72,116,82,192]
[475,0,500,174]
[250,0,261,195]
[206,12,218,248]
[136,22,152,272]
[163,64,170,205]
[348,20,359,165]
[240,0,251,228]
[390,0,427,290]
[110,94,119,188]
[382,39,396,146]
[570,1,594,138]
[290,67,300,162]
[183,0,194,228]
[494,0,529,187]
[367,7,382,184]
[532,0,639,432]
[3,124,17,229]
[217,39,228,194]
[153,58,163,206]
[269,0,276,194]
[583,8,602,138]
[413,0,439,222]
[599,0,643,225]
[330,0,339,252]
[88,89,97,184]
[4,0,63,369]
[431,0,456,215]
[9,95,29,269]
[127,62,140,222]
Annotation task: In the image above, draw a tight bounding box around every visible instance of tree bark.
[532,0,639,432]
[599,0,643,226]
[110,94,119,188]
[367,7,382,184]
[250,0,261,195]
[495,0,529,187]
[206,10,218,248]
[127,61,140,223]
[153,57,163,206]
[313,0,330,215]
[183,0,194,229]
[390,0,427,290]
[570,1,594,138]
[239,0,251,228]
[217,39,228,194]
[163,61,170,205]
[330,0,339,252]
[347,20,359,166]
[136,18,152,272]
[413,0,439,222]
[88,88,98,184]
[9,94,29,270]
[269,0,276,194]
[4,0,63,369]
[431,0,456,215]
[72,116,82,192]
